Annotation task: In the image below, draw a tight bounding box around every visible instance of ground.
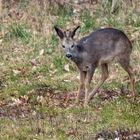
[0,0,140,139]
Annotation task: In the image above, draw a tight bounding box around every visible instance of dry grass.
[0,0,140,139]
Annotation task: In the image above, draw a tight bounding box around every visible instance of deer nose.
[66,54,72,59]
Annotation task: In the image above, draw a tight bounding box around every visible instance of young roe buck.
[54,26,136,107]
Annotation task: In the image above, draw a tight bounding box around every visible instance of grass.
[0,0,140,139]
[7,23,31,44]
[1,98,140,140]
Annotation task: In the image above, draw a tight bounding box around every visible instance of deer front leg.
[76,71,86,103]
[87,64,109,104]
[84,68,96,107]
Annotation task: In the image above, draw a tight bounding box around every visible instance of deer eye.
[62,45,65,48]
[71,44,74,48]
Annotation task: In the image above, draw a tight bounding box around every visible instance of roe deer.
[54,26,136,107]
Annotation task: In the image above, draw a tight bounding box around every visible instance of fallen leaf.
[13,69,21,76]
[0,39,2,44]
[30,59,37,66]
[64,64,70,72]
[39,49,44,56]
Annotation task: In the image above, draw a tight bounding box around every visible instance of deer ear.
[54,26,64,39]
[70,26,80,38]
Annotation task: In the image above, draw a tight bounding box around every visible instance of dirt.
[95,128,140,140]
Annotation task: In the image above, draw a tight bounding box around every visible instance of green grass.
[1,0,140,139]
[1,97,140,140]
[7,23,31,44]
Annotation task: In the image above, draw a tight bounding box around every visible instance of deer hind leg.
[86,64,109,105]
[118,58,136,97]
[76,71,86,103]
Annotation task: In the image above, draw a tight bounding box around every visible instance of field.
[0,0,140,139]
